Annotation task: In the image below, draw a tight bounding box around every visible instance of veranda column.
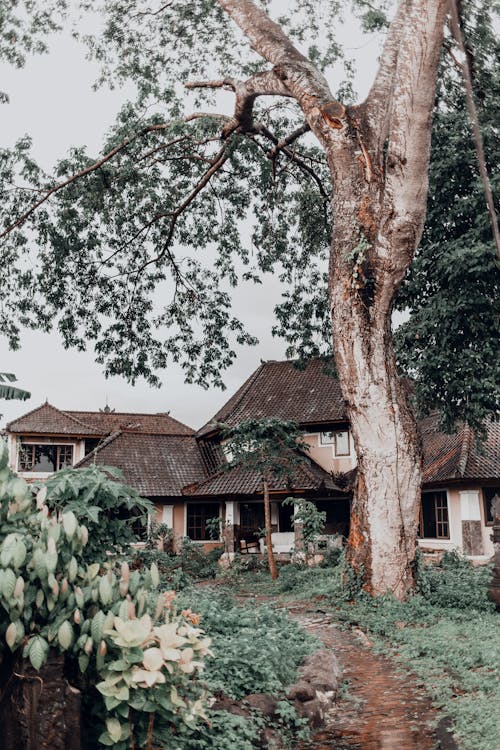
[293,501,305,559]
[224,500,237,557]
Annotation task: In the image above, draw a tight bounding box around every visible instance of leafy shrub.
[177,588,318,699]
[278,563,304,592]
[168,710,259,750]
[42,465,153,563]
[416,550,494,611]
[132,534,221,589]
[0,441,210,749]
[283,496,326,551]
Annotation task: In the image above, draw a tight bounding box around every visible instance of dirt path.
[285,604,456,750]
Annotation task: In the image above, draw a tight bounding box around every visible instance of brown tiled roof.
[7,403,193,437]
[66,411,194,436]
[197,358,346,437]
[422,415,500,484]
[75,433,206,496]
[7,402,103,437]
[184,453,346,497]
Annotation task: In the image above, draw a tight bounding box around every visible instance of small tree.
[283,497,326,563]
[221,419,309,580]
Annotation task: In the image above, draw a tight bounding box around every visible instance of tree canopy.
[0,0,497,432]
[395,1,499,432]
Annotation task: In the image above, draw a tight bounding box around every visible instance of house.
[4,402,206,533]
[4,359,498,559]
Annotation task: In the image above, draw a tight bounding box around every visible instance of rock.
[211,693,248,717]
[244,692,279,717]
[298,649,341,694]
[286,681,316,702]
[292,696,325,727]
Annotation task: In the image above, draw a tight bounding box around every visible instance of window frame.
[419,491,450,540]
[17,442,75,473]
[482,487,499,527]
[334,430,350,457]
[319,430,351,457]
[186,502,221,542]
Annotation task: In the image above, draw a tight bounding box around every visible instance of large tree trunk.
[216,0,448,598]
[263,476,279,579]
[320,1,447,597]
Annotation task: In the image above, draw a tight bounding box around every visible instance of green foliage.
[395,0,500,432]
[415,549,494,611]
[169,709,259,750]
[221,418,309,481]
[42,465,153,563]
[0,440,211,748]
[283,496,326,550]
[0,371,30,401]
[0,0,67,70]
[133,535,221,589]
[177,588,318,700]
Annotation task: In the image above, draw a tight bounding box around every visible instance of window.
[419,492,449,539]
[239,502,265,535]
[18,443,74,473]
[482,488,499,527]
[334,431,350,456]
[320,430,350,456]
[84,438,101,455]
[186,503,220,541]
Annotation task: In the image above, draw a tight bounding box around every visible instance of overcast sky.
[0,6,383,430]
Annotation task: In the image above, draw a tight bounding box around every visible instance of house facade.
[3,359,498,559]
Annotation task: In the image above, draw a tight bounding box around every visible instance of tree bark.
[263,476,279,579]
[217,0,448,598]
[0,651,81,750]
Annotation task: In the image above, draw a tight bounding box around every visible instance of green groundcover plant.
[232,552,498,750]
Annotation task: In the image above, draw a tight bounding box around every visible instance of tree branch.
[217,0,309,68]
[382,0,448,252]
[0,123,172,239]
[364,0,409,148]
[132,146,229,275]
[216,0,344,133]
[265,123,310,160]
[187,70,292,135]
[0,115,230,240]
[253,123,330,219]
[448,0,500,264]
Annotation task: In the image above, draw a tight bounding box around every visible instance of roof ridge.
[457,424,473,478]
[197,362,267,435]
[7,401,100,434]
[73,430,123,468]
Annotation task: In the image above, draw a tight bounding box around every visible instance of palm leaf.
[0,379,31,401]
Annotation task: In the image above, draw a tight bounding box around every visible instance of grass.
[215,555,499,750]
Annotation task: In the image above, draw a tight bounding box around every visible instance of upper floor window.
[18,443,74,473]
[320,430,350,456]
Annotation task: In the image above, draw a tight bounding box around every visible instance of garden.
[0,448,498,750]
